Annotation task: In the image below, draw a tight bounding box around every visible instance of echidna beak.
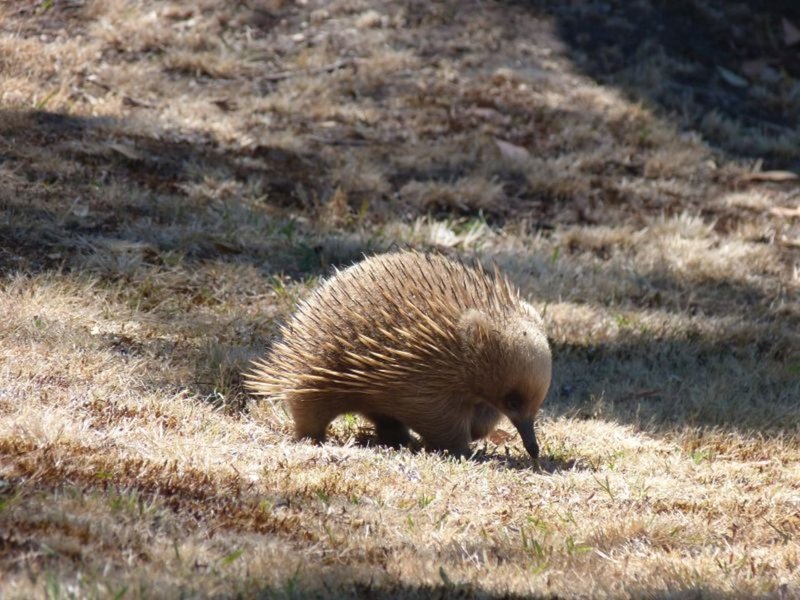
[511,416,539,461]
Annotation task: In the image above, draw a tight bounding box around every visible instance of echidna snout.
[245,250,552,462]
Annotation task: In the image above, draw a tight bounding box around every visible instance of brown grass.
[0,0,798,598]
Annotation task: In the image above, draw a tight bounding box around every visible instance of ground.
[0,0,799,598]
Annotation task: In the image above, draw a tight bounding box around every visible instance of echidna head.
[460,302,552,460]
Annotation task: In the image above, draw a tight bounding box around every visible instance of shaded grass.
[547,0,800,169]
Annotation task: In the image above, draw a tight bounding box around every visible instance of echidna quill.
[245,250,551,460]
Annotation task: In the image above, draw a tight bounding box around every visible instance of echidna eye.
[504,390,524,411]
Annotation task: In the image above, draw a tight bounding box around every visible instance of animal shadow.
[470,446,588,473]
[352,427,585,472]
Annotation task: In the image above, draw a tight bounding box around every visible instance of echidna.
[245,250,551,460]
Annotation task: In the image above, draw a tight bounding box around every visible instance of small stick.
[262,58,360,83]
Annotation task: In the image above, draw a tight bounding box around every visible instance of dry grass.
[1,0,799,598]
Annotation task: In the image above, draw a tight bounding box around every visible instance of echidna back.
[248,250,520,399]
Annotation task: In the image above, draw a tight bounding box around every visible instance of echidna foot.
[367,413,413,448]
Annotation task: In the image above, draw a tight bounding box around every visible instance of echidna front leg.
[365,413,412,448]
[414,419,473,458]
[470,403,502,441]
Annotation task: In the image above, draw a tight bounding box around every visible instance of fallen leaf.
[488,428,515,444]
[161,7,194,20]
[122,96,156,109]
[108,142,143,161]
[70,199,89,218]
[779,235,800,248]
[741,59,769,78]
[740,59,779,83]
[211,239,242,254]
[324,187,350,224]
[717,66,748,88]
[782,17,800,46]
[211,98,237,111]
[471,107,507,122]
[769,206,800,218]
[618,389,661,402]
[494,138,530,163]
[742,170,799,183]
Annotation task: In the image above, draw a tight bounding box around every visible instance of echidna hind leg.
[290,402,337,444]
[366,413,412,448]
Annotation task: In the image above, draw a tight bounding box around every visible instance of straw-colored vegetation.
[1,1,798,598]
